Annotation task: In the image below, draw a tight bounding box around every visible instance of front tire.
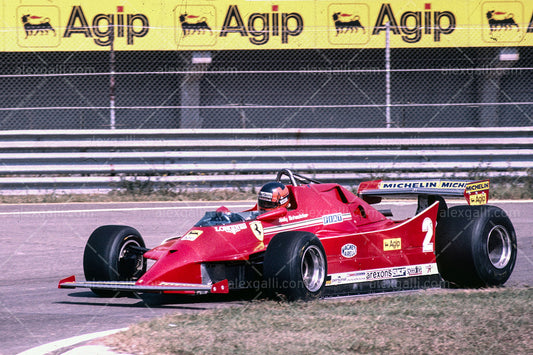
[83,225,147,296]
[263,232,327,301]
[435,205,517,288]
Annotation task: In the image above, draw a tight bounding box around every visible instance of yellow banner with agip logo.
[2,0,532,51]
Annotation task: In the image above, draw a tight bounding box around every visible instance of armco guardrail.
[0,128,531,194]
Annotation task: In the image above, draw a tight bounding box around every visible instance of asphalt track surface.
[1,200,531,354]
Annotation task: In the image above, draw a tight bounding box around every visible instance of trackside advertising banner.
[4,0,533,51]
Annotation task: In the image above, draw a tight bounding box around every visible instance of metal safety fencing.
[2,0,533,130]
[0,128,531,194]
[1,48,532,130]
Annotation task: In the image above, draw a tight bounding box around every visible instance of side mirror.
[257,207,288,221]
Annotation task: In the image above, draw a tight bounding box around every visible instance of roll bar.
[275,169,321,186]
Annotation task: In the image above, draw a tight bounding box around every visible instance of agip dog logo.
[482,2,525,43]
[174,6,217,47]
[22,14,56,38]
[332,12,366,35]
[328,4,369,45]
[17,6,60,47]
[179,14,213,36]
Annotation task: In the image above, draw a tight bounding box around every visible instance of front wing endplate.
[58,276,229,294]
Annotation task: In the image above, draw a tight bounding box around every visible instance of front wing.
[58,276,229,294]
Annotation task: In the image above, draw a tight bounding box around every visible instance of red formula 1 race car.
[59,169,517,301]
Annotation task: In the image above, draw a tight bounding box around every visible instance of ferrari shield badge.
[250,221,264,242]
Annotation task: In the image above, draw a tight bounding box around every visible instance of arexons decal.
[326,263,439,286]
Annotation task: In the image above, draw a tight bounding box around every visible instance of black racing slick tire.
[435,205,517,288]
[263,232,327,301]
[83,225,147,296]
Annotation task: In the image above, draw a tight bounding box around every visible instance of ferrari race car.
[59,169,517,301]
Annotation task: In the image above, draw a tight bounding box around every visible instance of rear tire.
[435,205,517,288]
[83,225,147,296]
[263,232,327,301]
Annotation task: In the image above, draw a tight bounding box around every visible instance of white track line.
[18,328,128,355]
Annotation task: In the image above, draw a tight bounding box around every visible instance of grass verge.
[101,288,531,355]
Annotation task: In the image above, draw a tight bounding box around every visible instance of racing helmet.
[258,182,290,211]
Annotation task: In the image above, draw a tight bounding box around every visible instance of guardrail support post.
[385,22,391,129]
[181,52,211,128]
[109,32,116,130]
[479,48,519,127]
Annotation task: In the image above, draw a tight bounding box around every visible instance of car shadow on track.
[56,289,263,309]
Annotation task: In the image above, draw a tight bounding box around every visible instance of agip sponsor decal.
[482,2,526,44]
[464,180,490,205]
[174,5,217,47]
[63,6,149,46]
[371,3,456,43]
[219,5,304,45]
[182,230,203,241]
[7,0,533,52]
[384,238,402,251]
[175,3,306,48]
[468,193,488,206]
[17,6,61,48]
[328,3,370,45]
[16,4,149,50]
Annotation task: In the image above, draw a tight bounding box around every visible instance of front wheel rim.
[117,238,144,279]
[301,245,326,292]
[487,225,512,269]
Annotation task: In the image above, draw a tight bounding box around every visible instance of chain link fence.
[0,45,532,130]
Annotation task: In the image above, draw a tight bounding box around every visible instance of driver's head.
[258,182,290,211]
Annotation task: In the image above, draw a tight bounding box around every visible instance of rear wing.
[357,179,489,205]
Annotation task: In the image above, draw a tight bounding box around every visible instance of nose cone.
[137,224,265,286]
[137,241,203,286]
